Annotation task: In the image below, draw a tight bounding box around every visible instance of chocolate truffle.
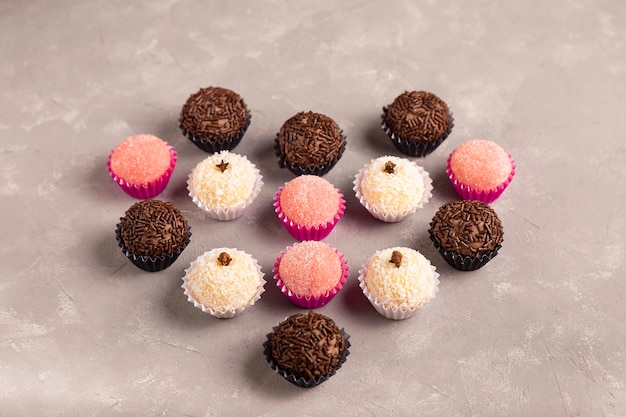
[275,111,346,176]
[381,91,453,157]
[429,200,503,271]
[116,199,191,272]
[264,311,350,387]
[179,86,251,153]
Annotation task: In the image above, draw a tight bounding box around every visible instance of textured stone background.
[1,0,625,415]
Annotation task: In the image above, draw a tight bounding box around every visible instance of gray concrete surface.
[1,0,625,415]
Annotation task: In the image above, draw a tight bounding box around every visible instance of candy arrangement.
[109,86,516,388]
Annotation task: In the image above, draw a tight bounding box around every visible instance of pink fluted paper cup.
[107,144,177,199]
[273,185,346,241]
[446,148,516,204]
[273,242,349,309]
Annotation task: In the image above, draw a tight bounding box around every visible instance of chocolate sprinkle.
[269,311,345,381]
[390,250,403,268]
[429,200,503,257]
[119,200,188,258]
[179,87,248,141]
[384,160,396,174]
[276,111,345,168]
[382,91,450,142]
[217,252,232,266]
[215,159,229,173]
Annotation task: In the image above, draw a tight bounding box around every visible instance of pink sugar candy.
[109,134,172,185]
[449,139,512,192]
[279,175,340,228]
[278,241,342,298]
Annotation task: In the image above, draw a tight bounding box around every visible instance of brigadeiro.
[115,199,191,272]
[275,111,346,176]
[179,86,251,153]
[381,90,453,157]
[429,200,504,271]
[263,311,350,387]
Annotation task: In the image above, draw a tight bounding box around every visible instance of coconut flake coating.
[449,139,512,192]
[189,150,258,210]
[279,175,340,227]
[109,134,172,185]
[184,248,264,313]
[278,241,342,298]
[364,247,437,310]
[360,156,425,214]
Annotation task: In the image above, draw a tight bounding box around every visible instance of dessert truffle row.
[107,132,514,208]
[109,85,514,204]
[114,194,505,277]
[179,87,454,158]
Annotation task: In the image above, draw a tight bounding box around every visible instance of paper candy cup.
[357,264,439,320]
[187,167,263,221]
[381,112,454,157]
[115,223,191,272]
[446,152,516,204]
[263,325,350,388]
[272,244,349,309]
[429,229,502,271]
[353,162,433,223]
[108,145,177,199]
[273,186,345,240]
[181,111,251,154]
[181,249,265,318]
[274,132,347,177]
